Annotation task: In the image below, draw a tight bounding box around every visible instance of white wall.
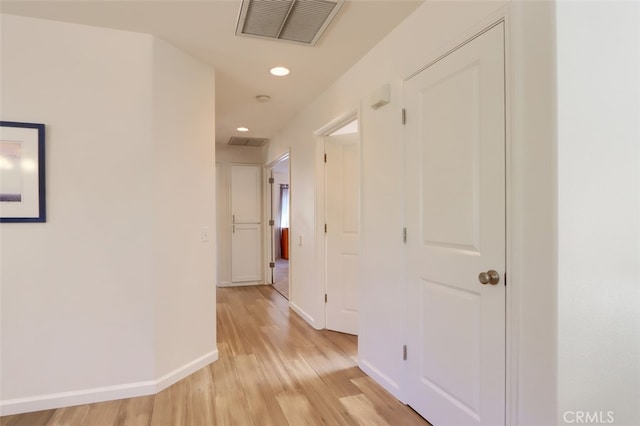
[266,1,559,424]
[215,145,264,286]
[266,112,332,329]
[0,15,155,410]
[0,15,217,415]
[556,2,640,424]
[509,2,559,424]
[151,38,217,384]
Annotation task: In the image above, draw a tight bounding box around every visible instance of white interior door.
[231,164,262,283]
[404,23,506,426]
[231,164,261,224]
[325,132,360,335]
[231,223,262,283]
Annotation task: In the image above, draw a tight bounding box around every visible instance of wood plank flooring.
[1,286,430,426]
[272,258,289,299]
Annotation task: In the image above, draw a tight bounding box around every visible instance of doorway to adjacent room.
[267,154,290,299]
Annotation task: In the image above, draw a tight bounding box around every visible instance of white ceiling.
[1,0,422,145]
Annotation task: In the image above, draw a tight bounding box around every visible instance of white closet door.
[404,23,506,426]
[230,164,262,283]
[231,164,262,224]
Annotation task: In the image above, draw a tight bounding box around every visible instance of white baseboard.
[0,379,156,417]
[218,281,265,287]
[0,349,219,417]
[290,302,322,330]
[156,349,218,393]
[359,358,403,401]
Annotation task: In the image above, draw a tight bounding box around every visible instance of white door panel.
[230,164,262,284]
[326,132,360,335]
[405,23,506,426]
[231,223,262,283]
[231,164,261,224]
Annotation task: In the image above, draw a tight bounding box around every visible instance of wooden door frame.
[401,9,518,425]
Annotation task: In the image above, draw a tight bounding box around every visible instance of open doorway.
[268,155,290,299]
[316,111,360,336]
[325,119,360,335]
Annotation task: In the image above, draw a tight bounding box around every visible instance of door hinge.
[324,223,327,233]
[269,262,275,268]
[325,293,327,303]
[268,177,274,184]
[324,153,327,163]
[403,345,407,360]
[504,272,507,287]
[402,108,406,125]
[269,219,275,226]
[403,227,407,243]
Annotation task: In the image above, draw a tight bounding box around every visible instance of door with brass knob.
[479,270,500,285]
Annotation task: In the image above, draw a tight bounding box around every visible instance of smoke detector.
[236,0,344,46]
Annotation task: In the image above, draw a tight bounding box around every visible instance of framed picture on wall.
[0,121,46,222]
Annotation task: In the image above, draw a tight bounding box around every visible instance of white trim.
[265,151,290,169]
[314,110,358,136]
[502,7,519,426]
[359,358,402,401]
[219,280,266,287]
[290,302,322,330]
[0,380,156,417]
[155,350,219,393]
[314,136,328,330]
[0,350,218,416]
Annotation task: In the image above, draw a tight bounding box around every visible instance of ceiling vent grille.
[236,0,344,46]
[228,137,269,147]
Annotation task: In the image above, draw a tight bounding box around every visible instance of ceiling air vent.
[228,137,269,147]
[236,0,344,46]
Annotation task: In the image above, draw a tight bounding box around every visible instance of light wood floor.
[1,286,430,426]
[272,258,289,299]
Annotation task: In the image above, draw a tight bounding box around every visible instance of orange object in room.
[281,228,289,260]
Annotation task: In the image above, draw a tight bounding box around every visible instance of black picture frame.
[0,121,46,222]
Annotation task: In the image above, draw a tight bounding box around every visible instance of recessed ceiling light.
[237,127,249,132]
[270,66,290,77]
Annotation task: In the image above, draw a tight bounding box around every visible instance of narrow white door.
[325,132,360,335]
[231,164,262,224]
[231,164,262,283]
[231,223,262,283]
[404,23,506,426]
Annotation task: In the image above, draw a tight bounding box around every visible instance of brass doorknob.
[479,270,500,285]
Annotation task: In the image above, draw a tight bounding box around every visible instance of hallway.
[1,286,430,425]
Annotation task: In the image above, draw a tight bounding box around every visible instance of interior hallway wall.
[151,36,217,385]
[556,2,640,424]
[0,14,217,415]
